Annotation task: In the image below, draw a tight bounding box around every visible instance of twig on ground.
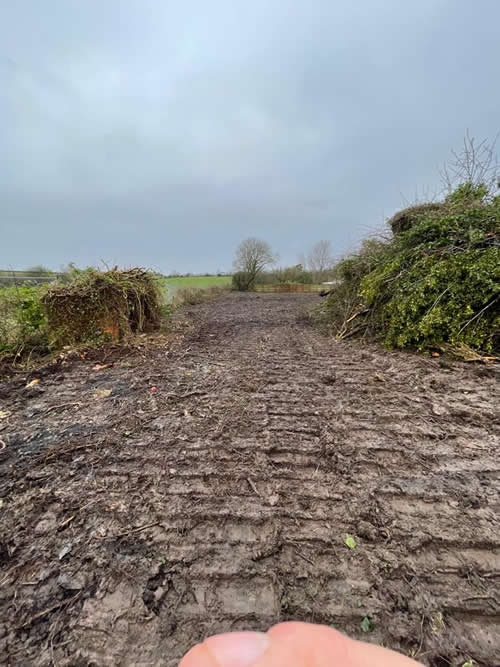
[17,592,82,629]
[295,550,315,566]
[58,500,98,531]
[102,521,160,540]
[57,514,76,530]
[166,391,207,401]
[45,402,82,413]
[246,477,261,497]
[44,443,94,461]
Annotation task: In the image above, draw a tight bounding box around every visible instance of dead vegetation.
[172,285,230,307]
[0,268,164,369]
[42,268,162,345]
[387,202,445,235]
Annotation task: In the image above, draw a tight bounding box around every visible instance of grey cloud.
[2,0,499,271]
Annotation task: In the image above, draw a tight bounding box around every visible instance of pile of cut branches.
[317,184,500,354]
[43,268,162,345]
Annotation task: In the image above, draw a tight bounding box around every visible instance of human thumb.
[179,621,422,667]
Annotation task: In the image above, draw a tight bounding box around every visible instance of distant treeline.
[0,270,67,287]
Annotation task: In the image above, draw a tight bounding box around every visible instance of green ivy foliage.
[323,185,500,352]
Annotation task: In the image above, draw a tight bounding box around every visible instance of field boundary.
[0,270,65,286]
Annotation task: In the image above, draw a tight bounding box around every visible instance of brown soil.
[1,293,499,667]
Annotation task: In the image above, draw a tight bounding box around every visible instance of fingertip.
[266,621,350,665]
[179,632,269,667]
[205,632,269,667]
[268,620,346,644]
[179,622,423,667]
[265,622,421,666]
[178,643,216,667]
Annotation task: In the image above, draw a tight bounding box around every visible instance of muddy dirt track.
[1,293,499,666]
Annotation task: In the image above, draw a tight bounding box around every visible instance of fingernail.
[205,631,269,667]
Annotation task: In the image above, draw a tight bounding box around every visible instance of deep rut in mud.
[1,293,499,666]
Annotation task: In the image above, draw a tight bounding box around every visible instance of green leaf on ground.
[360,616,374,633]
[345,535,356,549]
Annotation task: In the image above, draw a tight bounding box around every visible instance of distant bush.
[274,265,313,284]
[317,184,500,353]
[24,265,53,276]
[255,265,315,286]
[232,271,254,291]
[232,261,315,291]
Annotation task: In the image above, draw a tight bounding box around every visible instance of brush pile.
[43,268,162,345]
[317,184,500,354]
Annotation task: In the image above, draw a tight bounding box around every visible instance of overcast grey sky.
[2,0,499,272]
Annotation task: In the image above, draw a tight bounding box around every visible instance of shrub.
[253,265,315,286]
[0,285,49,356]
[24,265,53,276]
[232,264,314,290]
[232,271,254,291]
[275,265,314,284]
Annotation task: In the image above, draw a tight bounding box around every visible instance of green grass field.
[162,275,231,288]
[158,275,232,301]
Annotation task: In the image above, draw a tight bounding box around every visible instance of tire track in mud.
[0,293,499,666]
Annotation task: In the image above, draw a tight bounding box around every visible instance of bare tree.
[233,237,276,288]
[440,130,499,196]
[307,240,333,279]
